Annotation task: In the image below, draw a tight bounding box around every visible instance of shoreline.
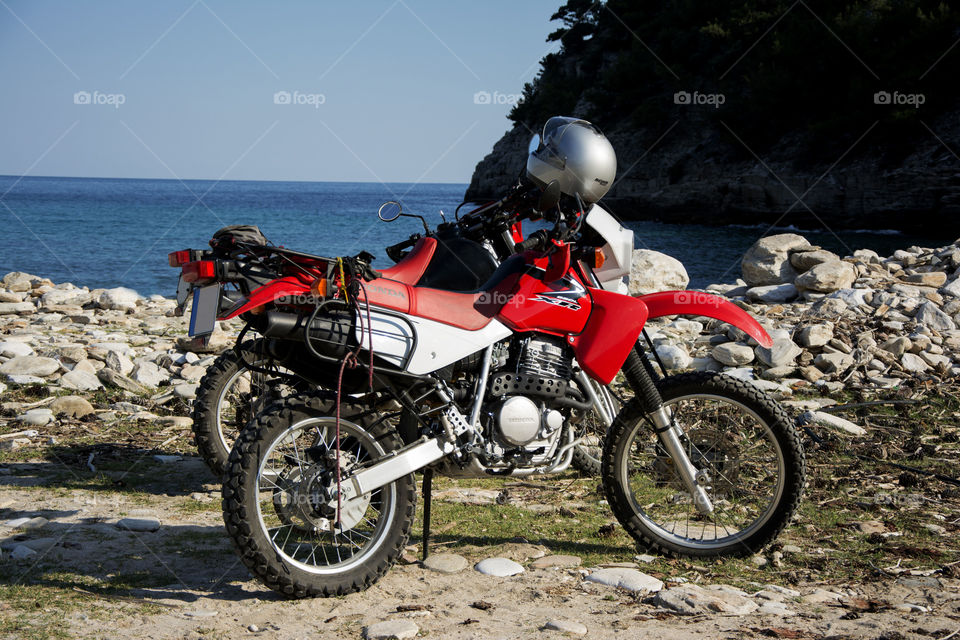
[0,234,957,406]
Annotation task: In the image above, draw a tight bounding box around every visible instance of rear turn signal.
[168,250,192,267]
[310,278,329,298]
[593,248,606,269]
[182,260,216,283]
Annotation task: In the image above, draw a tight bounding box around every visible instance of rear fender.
[637,290,772,348]
[218,276,313,320]
[570,289,649,385]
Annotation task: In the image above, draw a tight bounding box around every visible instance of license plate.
[188,284,221,337]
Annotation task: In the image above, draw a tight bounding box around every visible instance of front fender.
[637,290,772,348]
[570,289,648,385]
[218,275,313,320]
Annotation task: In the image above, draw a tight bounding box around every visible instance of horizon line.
[0,174,471,186]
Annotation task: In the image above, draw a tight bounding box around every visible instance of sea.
[0,176,946,297]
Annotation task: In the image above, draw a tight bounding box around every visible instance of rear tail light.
[182,260,217,283]
[168,250,192,267]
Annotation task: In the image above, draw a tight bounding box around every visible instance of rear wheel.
[602,372,805,557]
[222,392,415,598]
[192,340,303,477]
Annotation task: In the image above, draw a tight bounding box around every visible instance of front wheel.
[222,392,416,598]
[602,372,805,557]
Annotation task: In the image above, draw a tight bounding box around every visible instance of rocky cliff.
[466,109,960,235]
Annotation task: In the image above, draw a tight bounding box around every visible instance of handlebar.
[514,229,550,253]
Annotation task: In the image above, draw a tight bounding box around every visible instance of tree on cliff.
[511,0,960,160]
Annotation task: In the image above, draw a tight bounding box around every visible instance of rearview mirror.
[378,201,402,222]
[537,180,561,212]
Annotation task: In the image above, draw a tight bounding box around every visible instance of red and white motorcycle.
[219,118,806,598]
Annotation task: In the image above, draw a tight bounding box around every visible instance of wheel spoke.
[623,390,787,548]
[250,414,400,575]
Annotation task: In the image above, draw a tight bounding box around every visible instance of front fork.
[625,346,714,515]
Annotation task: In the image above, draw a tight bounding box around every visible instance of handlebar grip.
[514,229,548,253]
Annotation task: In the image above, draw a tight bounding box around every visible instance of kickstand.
[421,467,433,561]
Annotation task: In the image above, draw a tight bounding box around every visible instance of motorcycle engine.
[488,336,572,448]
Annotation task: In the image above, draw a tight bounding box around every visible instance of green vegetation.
[512,0,960,162]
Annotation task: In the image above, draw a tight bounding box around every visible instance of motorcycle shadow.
[2,445,218,498]
[418,533,631,560]
[0,509,264,603]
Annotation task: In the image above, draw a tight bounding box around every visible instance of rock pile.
[1,233,958,436]
[632,235,960,393]
[0,272,238,432]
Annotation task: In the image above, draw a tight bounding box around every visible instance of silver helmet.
[525,116,617,204]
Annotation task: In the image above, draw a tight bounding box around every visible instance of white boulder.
[97,287,139,311]
[629,250,690,296]
[741,234,811,286]
[794,261,857,293]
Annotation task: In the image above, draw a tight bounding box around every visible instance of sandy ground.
[2,456,959,640]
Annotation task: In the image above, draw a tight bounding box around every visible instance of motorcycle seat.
[359,279,496,331]
[363,253,529,331]
[378,237,437,285]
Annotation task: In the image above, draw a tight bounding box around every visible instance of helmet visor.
[541,116,589,143]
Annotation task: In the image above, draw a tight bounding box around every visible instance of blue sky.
[0,1,560,183]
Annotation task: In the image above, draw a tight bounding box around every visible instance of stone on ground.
[530,555,581,569]
[97,287,139,311]
[654,343,692,371]
[585,568,663,592]
[60,368,103,391]
[654,584,758,615]
[0,341,34,357]
[712,342,754,366]
[789,248,840,271]
[116,517,161,532]
[423,553,468,573]
[543,620,587,635]
[50,395,95,418]
[0,302,36,315]
[794,261,857,292]
[915,301,956,331]
[746,283,798,303]
[0,356,60,377]
[803,410,867,436]
[98,368,147,393]
[18,408,54,426]
[10,545,37,560]
[474,557,524,577]
[364,620,419,640]
[755,338,802,368]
